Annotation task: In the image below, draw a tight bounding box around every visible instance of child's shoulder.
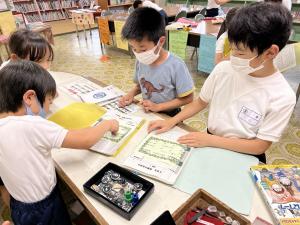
[0,115,48,127]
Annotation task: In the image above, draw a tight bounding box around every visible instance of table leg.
[88,23,92,36]
[75,24,79,38]
[83,25,87,40]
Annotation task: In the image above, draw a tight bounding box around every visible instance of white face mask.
[230,55,265,75]
[133,42,162,65]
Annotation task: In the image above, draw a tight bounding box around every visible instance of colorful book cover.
[251,165,300,225]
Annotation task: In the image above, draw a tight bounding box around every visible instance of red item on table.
[184,211,224,225]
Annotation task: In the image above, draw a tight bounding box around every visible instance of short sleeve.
[133,61,140,83]
[174,61,194,97]
[30,117,68,150]
[199,62,222,103]
[215,33,226,53]
[257,97,296,142]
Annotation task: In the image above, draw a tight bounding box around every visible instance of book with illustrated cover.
[90,111,145,156]
[123,128,191,185]
[251,165,300,225]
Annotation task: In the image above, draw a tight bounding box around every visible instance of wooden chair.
[175,10,187,22]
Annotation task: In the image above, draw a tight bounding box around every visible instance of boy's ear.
[159,36,166,45]
[264,44,279,60]
[23,90,36,106]
[10,54,18,61]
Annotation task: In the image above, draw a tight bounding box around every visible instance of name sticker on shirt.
[238,106,262,126]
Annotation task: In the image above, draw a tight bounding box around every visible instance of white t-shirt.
[282,0,292,11]
[0,116,68,203]
[142,0,162,11]
[215,32,227,53]
[207,0,220,9]
[199,61,296,142]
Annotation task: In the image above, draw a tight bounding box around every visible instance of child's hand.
[177,132,211,147]
[118,94,134,107]
[107,119,119,135]
[2,221,10,225]
[141,100,160,112]
[148,119,175,134]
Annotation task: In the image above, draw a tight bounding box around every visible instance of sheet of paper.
[78,85,123,104]
[274,44,296,72]
[90,111,145,156]
[198,34,217,74]
[174,147,259,215]
[98,17,110,45]
[102,99,139,114]
[114,20,128,51]
[123,128,191,185]
[168,30,189,60]
[60,79,100,101]
[48,102,106,130]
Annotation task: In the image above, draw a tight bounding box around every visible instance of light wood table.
[50,71,276,225]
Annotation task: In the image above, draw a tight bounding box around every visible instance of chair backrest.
[199,8,207,17]
[101,10,113,16]
[128,6,134,14]
[194,13,205,22]
[175,10,187,22]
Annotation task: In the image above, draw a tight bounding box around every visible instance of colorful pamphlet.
[90,111,145,156]
[78,85,124,105]
[49,103,144,156]
[251,165,300,225]
[123,128,191,185]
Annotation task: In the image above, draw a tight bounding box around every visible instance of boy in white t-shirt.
[0,61,118,225]
[148,2,296,163]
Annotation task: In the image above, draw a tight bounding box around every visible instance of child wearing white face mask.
[0,61,119,225]
[118,7,194,117]
[148,2,296,163]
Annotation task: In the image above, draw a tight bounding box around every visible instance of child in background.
[118,7,194,117]
[206,0,230,17]
[215,7,239,64]
[133,0,168,25]
[0,61,119,225]
[148,2,296,163]
[0,29,53,70]
[0,29,54,208]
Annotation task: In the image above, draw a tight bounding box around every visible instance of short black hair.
[133,0,142,9]
[9,29,54,62]
[122,7,165,43]
[0,61,56,113]
[228,2,292,55]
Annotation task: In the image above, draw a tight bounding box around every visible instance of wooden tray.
[172,189,251,225]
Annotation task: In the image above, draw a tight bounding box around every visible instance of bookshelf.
[12,0,42,22]
[96,0,132,10]
[12,0,92,22]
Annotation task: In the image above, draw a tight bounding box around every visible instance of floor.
[1,29,300,223]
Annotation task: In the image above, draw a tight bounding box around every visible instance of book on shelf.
[61,0,78,8]
[251,164,300,225]
[41,10,65,21]
[25,13,41,22]
[14,2,38,13]
[37,1,61,11]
